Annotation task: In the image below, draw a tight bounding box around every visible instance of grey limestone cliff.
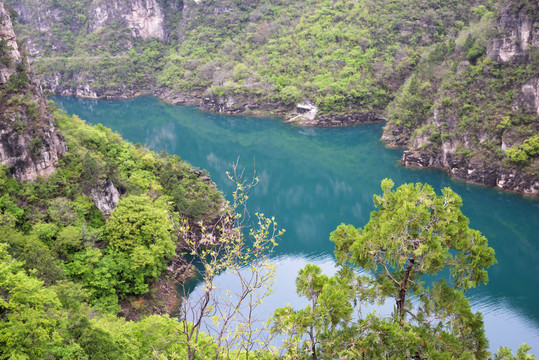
[90,178,121,215]
[487,3,538,64]
[88,0,166,41]
[0,1,67,181]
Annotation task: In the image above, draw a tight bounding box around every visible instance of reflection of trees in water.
[54,95,539,349]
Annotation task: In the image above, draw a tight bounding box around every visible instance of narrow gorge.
[1,0,539,358]
[4,0,538,196]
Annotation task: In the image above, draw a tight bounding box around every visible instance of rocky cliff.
[0,1,66,181]
[3,0,181,100]
[383,1,539,197]
[88,0,166,41]
[8,0,168,56]
[488,2,539,116]
[487,2,538,64]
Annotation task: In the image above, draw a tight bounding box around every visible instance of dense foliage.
[0,103,222,309]
[0,242,217,359]
[0,104,228,357]
[272,180,532,360]
[6,0,538,175]
[6,0,493,110]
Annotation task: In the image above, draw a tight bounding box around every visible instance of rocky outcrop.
[0,4,20,80]
[0,127,67,182]
[487,4,538,63]
[4,0,168,63]
[88,0,166,41]
[0,1,67,181]
[90,178,120,215]
[198,95,287,116]
[381,123,411,147]
[293,111,384,127]
[521,77,539,116]
[7,1,72,57]
[402,149,539,196]
[46,70,145,100]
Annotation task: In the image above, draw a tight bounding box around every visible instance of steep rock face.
[0,1,67,181]
[487,3,538,63]
[7,1,74,57]
[90,178,120,215]
[4,0,173,100]
[383,2,539,197]
[521,77,539,116]
[0,4,20,77]
[89,0,166,41]
[7,0,168,55]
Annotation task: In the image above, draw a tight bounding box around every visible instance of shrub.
[29,137,43,156]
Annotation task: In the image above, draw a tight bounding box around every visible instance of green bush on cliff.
[505,135,539,165]
[105,195,175,295]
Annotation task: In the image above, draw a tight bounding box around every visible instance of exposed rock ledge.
[298,111,384,127]
[90,178,121,215]
[402,150,539,197]
[165,93,385,127]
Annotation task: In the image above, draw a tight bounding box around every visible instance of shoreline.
[53,90,538,198]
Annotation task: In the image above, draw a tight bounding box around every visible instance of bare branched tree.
[173,163,283,360]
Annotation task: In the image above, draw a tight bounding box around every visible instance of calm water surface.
[55,96,539,354]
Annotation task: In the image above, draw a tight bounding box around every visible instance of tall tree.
[330,179,497,358]
[272,264,359,360]
[331,179,496,321]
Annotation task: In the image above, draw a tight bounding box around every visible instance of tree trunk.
[309,328,318,360]
[397,258,415,322]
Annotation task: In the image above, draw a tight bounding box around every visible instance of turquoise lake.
[54,95,539,354]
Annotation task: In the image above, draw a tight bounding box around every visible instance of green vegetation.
[1,0,538,357]
[0,104,223,312]
[177,173,283,360]
[1,134,535,359]
[0,104,285,358]
[505,135,539,165]
[272,180,532,360]
[6,0,538,177]
[0,241,217,359]
[385,2,538,175]
[7,0,495,112]
[7,0,537,177]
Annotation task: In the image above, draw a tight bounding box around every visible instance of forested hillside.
[5,0,499,113]
[1,1,538,357]
[1,2,226,356]
[4,0,538,195]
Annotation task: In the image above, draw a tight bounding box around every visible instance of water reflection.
[54,95,539,354]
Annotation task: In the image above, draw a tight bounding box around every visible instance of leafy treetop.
[331,178,497,321]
